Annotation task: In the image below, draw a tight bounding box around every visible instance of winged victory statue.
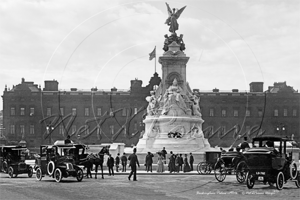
[165,2,186,34]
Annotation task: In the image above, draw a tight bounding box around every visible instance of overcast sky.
[1,0,299,109]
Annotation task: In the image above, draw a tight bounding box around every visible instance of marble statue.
[146,91,161,116]
[162,78,188,115]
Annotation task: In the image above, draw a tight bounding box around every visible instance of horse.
[81,146,110,179]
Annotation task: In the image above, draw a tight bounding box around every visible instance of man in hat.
[128,148,140,181]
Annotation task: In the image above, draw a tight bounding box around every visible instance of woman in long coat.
[157,152,165,173]
[183,154,191,172]
[168,151,176,173]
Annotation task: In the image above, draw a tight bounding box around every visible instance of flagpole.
[154,46,156,73]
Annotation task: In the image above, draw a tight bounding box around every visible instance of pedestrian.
[121,153,127,172]
[65,135,72,144]
[115,153,120,172]
[107,154,114,176]
[189,152,194,171]
[168,151,176,173]
[145,152,154,172]
[157,152,165,173]
[128,148,140,181]
[161,147,167,164]
[175,154,180,173]
[239,136,250,152]
[183,154,191,172]
[179,154,184,171]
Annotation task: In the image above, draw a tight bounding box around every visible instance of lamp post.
[276,124,286,138]
[46,124,54,144]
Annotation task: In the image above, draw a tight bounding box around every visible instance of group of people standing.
[166,151,194,173]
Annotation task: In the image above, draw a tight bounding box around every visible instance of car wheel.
[236,161,248,183]
[276,172,284,190]
[290,162,298,180]
[54,168,62,183]
[76,168,83,182]
[8,167,14,178]
[47,161,55,176]
[28,167,33,178]
[246,173,255,189]
[36,168,42,181]
[214,160,226,182]
[3,161,8,173]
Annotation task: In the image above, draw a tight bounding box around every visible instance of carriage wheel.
[36,168,42,181]
[214,160,226,182]
[246,173,255,189]
[199,162,211,174]
[54,168,62,183]
[8,167,14,178]
[290,162,298,180]
[28,167,33,178]
[276,172,284,190]
[76,169,83,182]
[236,161,248,183]
[196,163,202,174]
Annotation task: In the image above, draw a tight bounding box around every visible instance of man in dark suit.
[128,148,140,181]
[145,152,154,172]
[107,154,114,176]
[189,152,194,171]
[115,153,120,172]
[178,154,184,171]
[121,153,127,172]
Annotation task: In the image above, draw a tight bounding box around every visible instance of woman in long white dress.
[157,153,165,173]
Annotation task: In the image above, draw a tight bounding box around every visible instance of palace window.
[10,107,15,116]
[30,125,35,134]
[258,109,263,117]
[292,109,297,117]
[209,109,214,117]
[20,125,25,135]
[246,109,251,117]
[10,125,15,134]
[283,109,288,117]
[60,107,64,116]
[110,125,114,135]
[20,107,25,116]
[46,108,51,116]
[122,108,127,116]
[274,109,279,117]
[84,108,90,116]
[72,108,77,116]
[97,108,102,116]
[71,125,76,134]
[233,110,239,117]
[221,109,226,117]
[59,125,65,135]
[30,107,35,116]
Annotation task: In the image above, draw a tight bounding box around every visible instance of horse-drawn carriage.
[214,150,248,183]
[34,141,84,182]
[197,151,221,174]
[244,136,300,190]
[0,145,33,178]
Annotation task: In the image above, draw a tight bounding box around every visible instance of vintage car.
[0,145,33,178]
[244,136,300,190]
[34,141,84,182]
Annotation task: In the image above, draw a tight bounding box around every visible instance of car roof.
[252,136,290,142]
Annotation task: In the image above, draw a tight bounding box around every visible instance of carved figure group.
[163,33,186,52]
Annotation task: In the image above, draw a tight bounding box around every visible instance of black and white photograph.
[0,0,299,199]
